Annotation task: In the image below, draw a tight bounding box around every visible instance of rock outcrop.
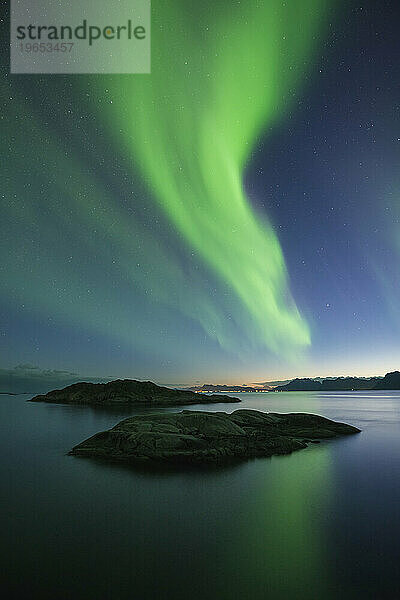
[69,409,360,466]
[29,379,240,407]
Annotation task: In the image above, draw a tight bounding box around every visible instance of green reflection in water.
[218,444,334,600]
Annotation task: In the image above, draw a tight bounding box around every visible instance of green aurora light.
[102,0,334,357]
[1,1,338,376]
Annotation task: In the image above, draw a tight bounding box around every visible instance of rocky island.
[69,409,360,466]
[29,379,240,407]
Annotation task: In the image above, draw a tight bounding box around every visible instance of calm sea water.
[1,391,400,600]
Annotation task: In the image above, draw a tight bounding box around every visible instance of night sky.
[1,0,399,386]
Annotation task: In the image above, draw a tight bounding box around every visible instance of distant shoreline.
[184,370,400,394]
[274,370,400,392]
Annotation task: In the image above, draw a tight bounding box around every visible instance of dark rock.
[69,409,360,466]
[29,379,240,407]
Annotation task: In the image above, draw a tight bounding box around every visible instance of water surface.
[1,391,399,599]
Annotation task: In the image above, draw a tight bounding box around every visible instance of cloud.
[0,365,113,394]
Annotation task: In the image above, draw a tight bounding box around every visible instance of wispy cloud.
[0,364,113,394]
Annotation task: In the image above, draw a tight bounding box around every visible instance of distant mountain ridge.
[372,371,400,390]
[275,371,400,392]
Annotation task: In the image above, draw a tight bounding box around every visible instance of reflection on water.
[1,391,400,599]
[220,446,333,600]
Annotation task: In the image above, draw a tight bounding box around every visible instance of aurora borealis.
[1,0,400,384]
[102,1,332,356]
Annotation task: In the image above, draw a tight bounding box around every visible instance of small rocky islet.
[29,379,240,407]
[69,409,360,467]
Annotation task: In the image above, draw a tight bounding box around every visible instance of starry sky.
[1,0,399,386]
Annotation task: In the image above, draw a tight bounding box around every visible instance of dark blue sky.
[247,0,400,377]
